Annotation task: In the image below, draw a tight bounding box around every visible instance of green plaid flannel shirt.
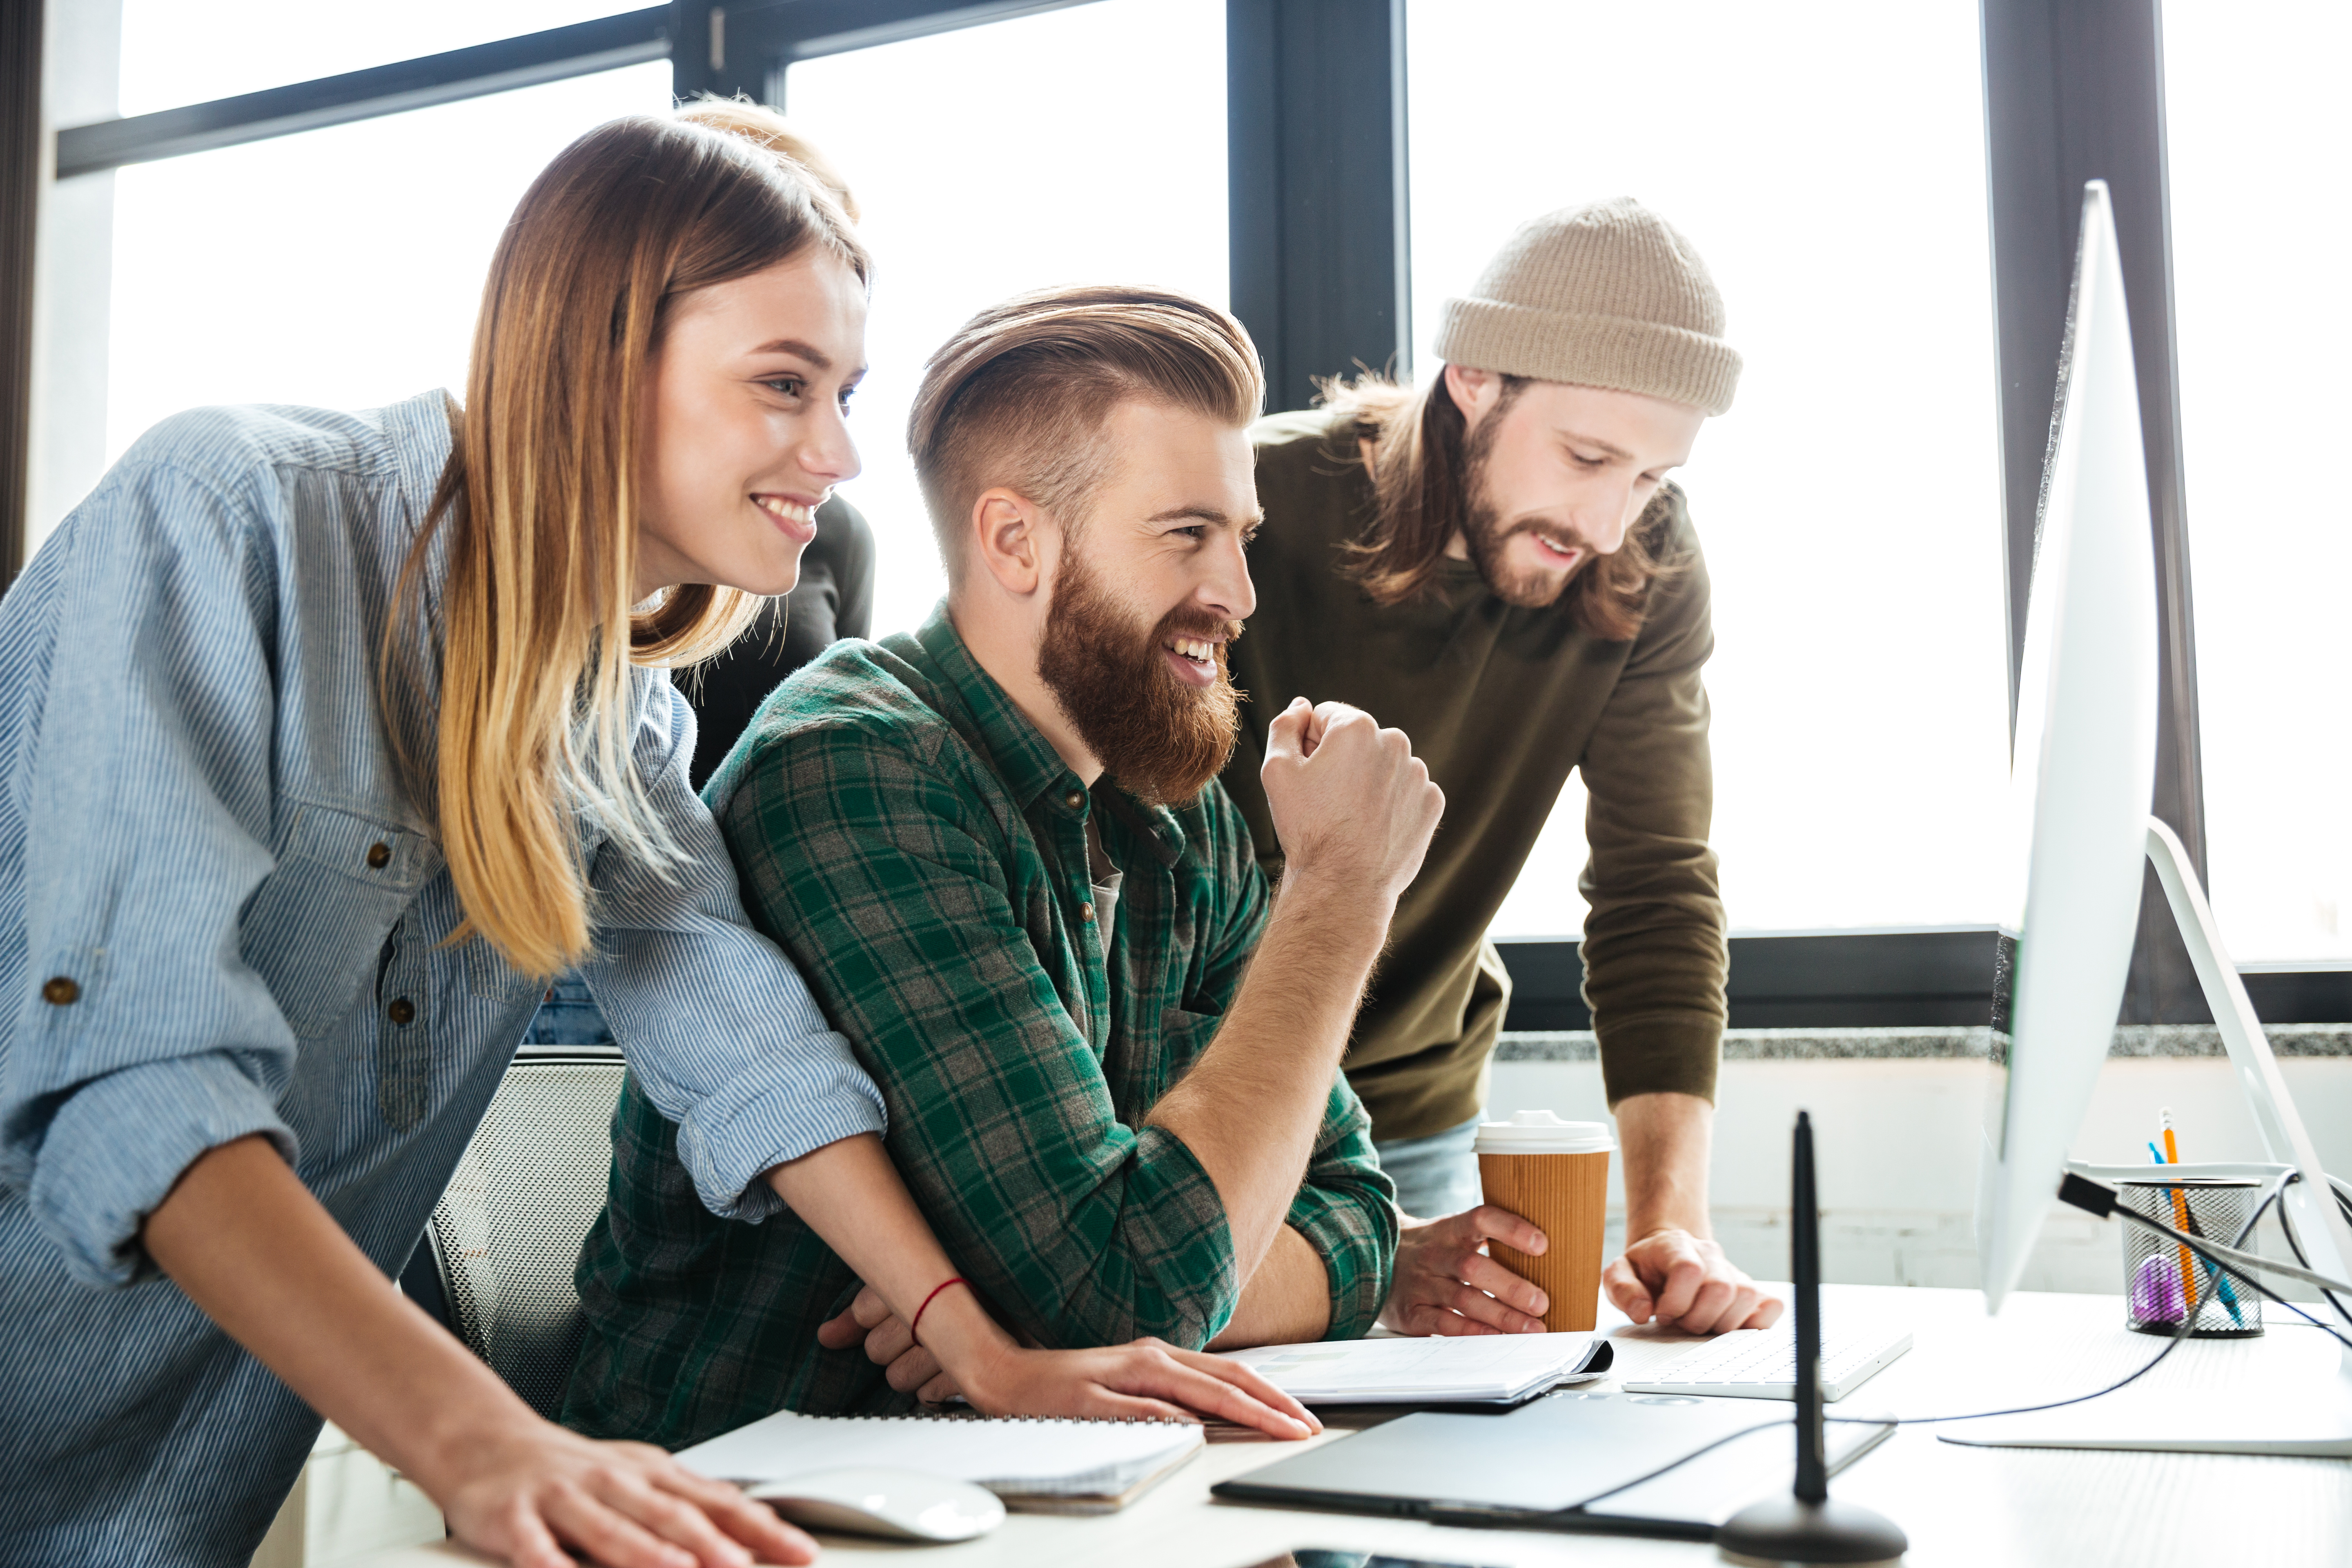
[564,606,1395,1447]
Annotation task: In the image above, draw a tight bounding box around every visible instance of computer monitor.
[1974,176,2162,1312]
[1964,180,2352,1454]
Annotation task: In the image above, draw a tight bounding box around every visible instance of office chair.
[400,1047,627,1421]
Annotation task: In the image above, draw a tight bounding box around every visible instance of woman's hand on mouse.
[426,1413,816,1568]
[817,1283,1320,1438]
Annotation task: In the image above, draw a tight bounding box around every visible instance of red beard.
[1036,549,1244,808]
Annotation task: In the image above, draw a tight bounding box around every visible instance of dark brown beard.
[1036,546,1243,807]
[1459,405,1599,610]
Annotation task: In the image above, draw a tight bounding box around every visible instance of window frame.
[0,0,36,586]
[10,0,2340,1024]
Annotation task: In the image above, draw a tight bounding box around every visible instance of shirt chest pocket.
[239,803,442,1040]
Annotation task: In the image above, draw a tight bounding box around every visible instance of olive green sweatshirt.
[1221,409,1727,1142]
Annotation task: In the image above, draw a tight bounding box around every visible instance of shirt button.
[1080,902,1096,924]
[1064,789,1085,811]
[41,976,79,1006]
[366,842,392,869]
[387,997,416,1027]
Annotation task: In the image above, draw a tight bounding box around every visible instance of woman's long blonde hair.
[391,113,869,980]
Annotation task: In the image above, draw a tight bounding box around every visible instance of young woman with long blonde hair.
[0,111,1307,1568]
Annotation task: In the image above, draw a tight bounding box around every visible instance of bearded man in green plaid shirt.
[565,286,1448,1447]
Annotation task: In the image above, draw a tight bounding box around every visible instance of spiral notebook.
[674,1408,1206,1515]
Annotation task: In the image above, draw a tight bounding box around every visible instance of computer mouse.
[747,1466,1007,1542]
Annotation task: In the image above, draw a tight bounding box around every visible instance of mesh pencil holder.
[2116,1176,2263,1339]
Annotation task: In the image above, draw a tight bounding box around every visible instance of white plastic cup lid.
[1472,1109,1615,1155]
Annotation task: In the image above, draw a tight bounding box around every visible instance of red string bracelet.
[909,1276,970,1348]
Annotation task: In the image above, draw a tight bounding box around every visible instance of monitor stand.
[1943,816,2352,1458]
[1716,1111,1908,1566]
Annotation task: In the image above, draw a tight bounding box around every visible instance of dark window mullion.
[1982,0,2208,1024]
[1224,0,1410,414]
[1,0,37,591]
[686,0,1107,106]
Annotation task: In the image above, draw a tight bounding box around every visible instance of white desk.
[350,1287,2352,1568]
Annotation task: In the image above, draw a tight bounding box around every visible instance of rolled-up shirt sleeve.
[579,677,886,1225]
[3,455,301,1287]
[1284,1099,1396,1341]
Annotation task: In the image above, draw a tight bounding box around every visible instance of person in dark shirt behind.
[683,494,874,791]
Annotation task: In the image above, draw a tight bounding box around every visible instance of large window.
[19,0,2346,1015]
[1408,1,2011,938]
[2164,0,2352,962]
[104,64,671,464]
[784,0,1227,638]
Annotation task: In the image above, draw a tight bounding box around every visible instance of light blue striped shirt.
[0,391,885,1565]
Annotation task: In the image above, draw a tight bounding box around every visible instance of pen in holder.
[2116,1174,2263,1339]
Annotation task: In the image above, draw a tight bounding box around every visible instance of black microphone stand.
[1715,1110,1908,1565]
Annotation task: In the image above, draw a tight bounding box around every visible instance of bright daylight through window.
[784,0,1228,639]
[103,63,673,470]
[1408,0,2011,938]
[2164,0,2352,962]
[115,0,648,116]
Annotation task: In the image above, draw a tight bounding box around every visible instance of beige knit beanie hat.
[1432,198,1740,416]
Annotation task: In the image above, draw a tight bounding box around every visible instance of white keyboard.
[1619,1325,1913,1402]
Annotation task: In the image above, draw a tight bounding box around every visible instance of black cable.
[1579,1306,2208,1506]
[2157,1240,2352,1350]
[2268,1172,2352,1333]
[2128,1173,2350,1314]
[2106,1202,2352,1351]
[1578,1174,2328,1507]
[1824,1286,2203,1428]
[1823,1172,2300,1428]
[2121,1191,2352,1295]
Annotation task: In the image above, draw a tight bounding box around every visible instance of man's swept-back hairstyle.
[907,285,1264,577]
[1320,370,1674,642]
[387,112,870,980]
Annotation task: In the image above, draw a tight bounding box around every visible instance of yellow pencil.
[2162,1108,2196,1314]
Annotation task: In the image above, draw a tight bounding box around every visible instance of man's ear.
[1443,363,1503,430]
[970,487,1049,598]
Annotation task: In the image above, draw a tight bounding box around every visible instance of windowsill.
[1495,1023,2352,1061]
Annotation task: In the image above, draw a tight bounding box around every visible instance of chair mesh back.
[426,1056,626,1420]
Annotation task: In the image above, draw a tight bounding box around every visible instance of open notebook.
[675,1409,1205,1515]
[1221,1331,1615,1407]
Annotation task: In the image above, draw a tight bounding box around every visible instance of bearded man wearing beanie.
[1224,199,1780,1337]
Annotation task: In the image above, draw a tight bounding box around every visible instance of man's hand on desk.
[1605,1092,1780,1333]
[1604,1228,1782,1334]
[814,1284,1321,1437]
[1379,1205,1553,1335]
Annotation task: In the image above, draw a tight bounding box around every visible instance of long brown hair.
[674,96,862,222]
[1320,371,1675,642]
[391,114,870,980]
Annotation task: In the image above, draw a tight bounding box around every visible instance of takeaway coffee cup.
[1474,1110,1615,1332]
